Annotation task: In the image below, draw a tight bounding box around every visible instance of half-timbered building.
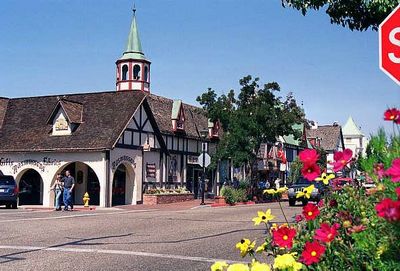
[0,10,219,207]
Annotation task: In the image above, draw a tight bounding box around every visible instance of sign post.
[379,4,400,85]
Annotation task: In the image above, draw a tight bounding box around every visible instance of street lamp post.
[200,129,208,205]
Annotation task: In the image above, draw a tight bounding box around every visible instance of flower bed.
[143,193,194,205]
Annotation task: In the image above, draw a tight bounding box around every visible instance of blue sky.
[0,0,399,136]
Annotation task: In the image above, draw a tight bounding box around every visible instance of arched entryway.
[51,162,100,206]
[112,163,135,206]
[17,169,43,205]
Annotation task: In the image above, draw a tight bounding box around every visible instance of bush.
[220,186,248,204]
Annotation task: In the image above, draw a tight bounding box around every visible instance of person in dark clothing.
[62,170,75,211]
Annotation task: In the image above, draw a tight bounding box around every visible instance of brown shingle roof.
[0,91,146,152]
[0,98,9,129]
[60,99,84,123]
[306,125,343,151]
[147,94,208,139]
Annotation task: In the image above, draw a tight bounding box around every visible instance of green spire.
[120,8,147,61]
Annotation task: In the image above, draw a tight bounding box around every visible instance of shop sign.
[187,155,198,165]
[146,163,156,178]
[0,156,61,174]
[112,155,136,170]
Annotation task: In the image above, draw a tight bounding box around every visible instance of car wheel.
[302,199,308,206]
[11,202,17,209]
[289,199,296,206]
[5,204,11,209]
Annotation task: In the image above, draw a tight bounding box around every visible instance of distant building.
[342,116,368,157]
[306,122,345,173]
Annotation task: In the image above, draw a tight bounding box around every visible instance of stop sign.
[379,4,400,85]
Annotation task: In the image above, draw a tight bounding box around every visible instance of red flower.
[301,163,321,181]
[314,223,340,243]
[385,158,400,182]
[301,241,326,265]
[375,198,400,222]
[373,163,385,179]
[303,203,320,221]
[395,187,400,199]
[299,149,319,165]
[383,108,400,124]
[329,199,338,208]
[331,149,353,172]
[272,225,297,249]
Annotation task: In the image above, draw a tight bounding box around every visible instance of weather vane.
[132,2,136,15]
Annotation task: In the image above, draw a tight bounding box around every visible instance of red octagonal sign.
[379,4,400,86]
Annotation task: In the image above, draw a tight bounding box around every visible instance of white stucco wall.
[0,152,106,207]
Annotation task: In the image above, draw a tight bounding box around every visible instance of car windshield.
[0,176,15,185]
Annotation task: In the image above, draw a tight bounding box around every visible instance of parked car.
[0,175,18,209]
[288,177,327,206]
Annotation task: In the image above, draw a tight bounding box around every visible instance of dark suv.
[0,175,18,209]
[287,177,327,206]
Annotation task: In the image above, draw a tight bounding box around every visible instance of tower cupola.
[116,8,151,92]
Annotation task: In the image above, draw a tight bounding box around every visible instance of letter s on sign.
[389,27,400,64]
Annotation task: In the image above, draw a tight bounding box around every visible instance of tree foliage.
[281,0,400,31]
[197,75,305,177]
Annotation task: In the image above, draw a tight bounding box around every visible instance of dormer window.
[208,119,220,138]
[47,99,83,136]
[171,100,185,132]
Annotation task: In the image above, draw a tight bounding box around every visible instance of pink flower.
[373,163,385,179]
[295,214,304,222]
[301,163,321,181]
[375,198,400,222]
[299,149,319,165]
[348,224,366,234]
[331,149,353,172]
[317,199,324,208]
[385,158,400,182]
[314,223,340,243]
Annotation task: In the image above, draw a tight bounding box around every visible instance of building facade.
[0,10,219,207]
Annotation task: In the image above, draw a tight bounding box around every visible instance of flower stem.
[278,199,289,224]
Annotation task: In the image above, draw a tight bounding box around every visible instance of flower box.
[214,196,226,204]
[143,193,194,205]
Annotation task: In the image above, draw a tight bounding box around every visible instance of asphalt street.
[0,203,301,271]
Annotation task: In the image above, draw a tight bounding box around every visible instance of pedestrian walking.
[62,170,75,211]
[49,173,63,211]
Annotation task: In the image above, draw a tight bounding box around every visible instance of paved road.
[0,203,301,271]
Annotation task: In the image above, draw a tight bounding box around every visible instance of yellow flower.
[227,263,250,271]
[255,242,267,253]
[273,253,303,271]
[264,187,288,195]
[296,184,314,199]
[264,188,277,195]
[251,261,270,271]
[315,173,335,185]
[235,239,256,257]
[211,261,229,271]
[252,209,275,225]
[343,220,352,228]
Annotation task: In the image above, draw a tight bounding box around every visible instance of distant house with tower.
[0,9,220,208]
[342,116,368,157]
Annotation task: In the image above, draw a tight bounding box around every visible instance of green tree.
[197,75,305,181]
[281,0,400,31]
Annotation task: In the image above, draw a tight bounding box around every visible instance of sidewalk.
[19,199,215,212]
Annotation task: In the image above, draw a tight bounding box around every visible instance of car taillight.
[13,186,19,195]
